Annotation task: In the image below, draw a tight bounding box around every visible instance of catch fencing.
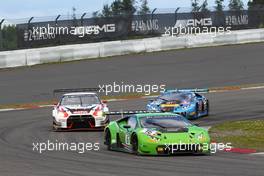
[0,9,264,51]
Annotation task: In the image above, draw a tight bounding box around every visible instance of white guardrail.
[0,29,264,68]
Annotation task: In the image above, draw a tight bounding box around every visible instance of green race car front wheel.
[131,134,139,155]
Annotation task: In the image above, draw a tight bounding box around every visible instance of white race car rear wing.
[53,88,105,97]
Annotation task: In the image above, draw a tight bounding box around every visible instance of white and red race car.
[52,92,109,131]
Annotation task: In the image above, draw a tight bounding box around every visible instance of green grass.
[209,120,264,151]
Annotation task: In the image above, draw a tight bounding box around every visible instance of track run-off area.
[0,43,264,176]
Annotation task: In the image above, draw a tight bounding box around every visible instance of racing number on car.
[198,101,203,111]
[125,134,130,145]
[203,100,208,111]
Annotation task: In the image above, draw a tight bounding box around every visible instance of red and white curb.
[209,142,261,155]
[222,148,264,156]
[223,148,258,154]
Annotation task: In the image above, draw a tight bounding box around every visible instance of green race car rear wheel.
[105,129,111,150]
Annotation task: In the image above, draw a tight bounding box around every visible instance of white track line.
[250,152,264,156]
[2,84,264,113]
[0,108,24,112]
[201,126,212,131]
[241,86,264,90]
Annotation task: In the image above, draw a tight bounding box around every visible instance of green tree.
[138,0,150,15]
[200,0,210,13]
[248,0,264,9]
[101,4,112,17]
[111,0,123,16]
[72,7,77,19]
[92,11,99,18]
[248,0,264,28]
[1,25,17,50]
[100,0,137,17]
[72,7,78,26]
[121,0,136,34]
[121,0,136,16]
[228,0,244,10]
[98,0,137,34]
[215,0,224,12]
[215,0,225,27]
[191,0,200,12]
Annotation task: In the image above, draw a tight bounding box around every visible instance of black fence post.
[27,17,34,48]
[55,15,61,44]
[151,8,157,34]
[55,15,61,25]
[174,8,180,24]
[0,19,5,50]
[28,17,34,30]
[81,13,87,26]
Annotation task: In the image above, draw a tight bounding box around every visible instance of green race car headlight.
[142,128,162,142]
[196,133,207,142]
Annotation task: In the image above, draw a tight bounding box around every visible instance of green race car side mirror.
[193,123,200,127]
[123,125,131,129]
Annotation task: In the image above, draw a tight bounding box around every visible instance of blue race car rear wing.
[164,88,209,93]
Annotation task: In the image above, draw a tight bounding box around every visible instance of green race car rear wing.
[106,110,161,115]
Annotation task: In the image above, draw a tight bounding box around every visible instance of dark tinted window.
[61,95,100,106]
[127,117,137,129]
[158,93,193,104]
[140,115,192,129]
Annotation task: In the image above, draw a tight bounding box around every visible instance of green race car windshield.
[140,115,192,129]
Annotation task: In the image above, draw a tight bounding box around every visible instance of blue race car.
[146,89,209,119]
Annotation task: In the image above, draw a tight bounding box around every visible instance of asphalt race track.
[0,43,264,176]
[0,43,264,105]
[1,89,264,176]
